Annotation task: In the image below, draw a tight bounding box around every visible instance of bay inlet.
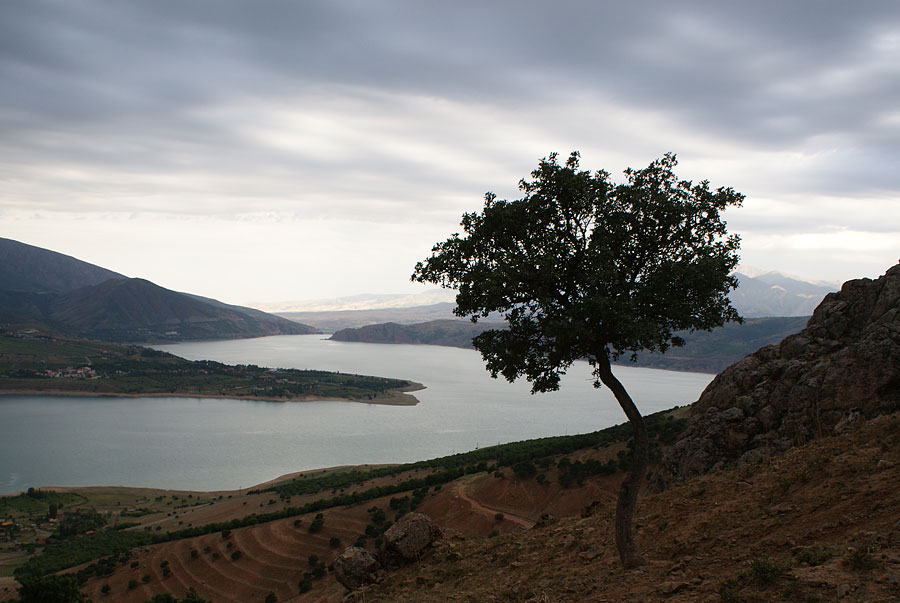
[0,335,713,494]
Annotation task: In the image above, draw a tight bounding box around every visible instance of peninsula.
[0,329,422,405]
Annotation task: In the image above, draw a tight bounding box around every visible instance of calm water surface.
[0,335,713,494]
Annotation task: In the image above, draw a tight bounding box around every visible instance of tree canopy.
[413,151,743,566]
[414,152,742,391]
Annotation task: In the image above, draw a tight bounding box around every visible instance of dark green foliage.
[15,572,89,603]
[264,593,277,603]
[145,588,210,603]
[412,151,742,393]
[745,557,788,586]
[311,562,326,579]
[307,554,319,567]
[845,544,879,571]
[308,513,324,533]
[298,576,312,593]
[793,546,836,567]
[53,509,106,539]
[230,550,242,561]
[329,536,342,548]
[512,460,537,478]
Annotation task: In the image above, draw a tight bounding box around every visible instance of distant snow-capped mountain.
[730,269,837,317]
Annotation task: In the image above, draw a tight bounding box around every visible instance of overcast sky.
[2,0,898,305]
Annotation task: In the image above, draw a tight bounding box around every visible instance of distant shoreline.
[0,382,424,407]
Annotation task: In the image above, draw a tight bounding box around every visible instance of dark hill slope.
[0,237,125,293]
[0,238,318,342]
[330,319,501,348]
[330,316,808,374]
[24,278,318,342]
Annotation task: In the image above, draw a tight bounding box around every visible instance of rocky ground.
[354,411,900,602]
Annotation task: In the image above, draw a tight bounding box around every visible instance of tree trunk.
[596,353,648,569]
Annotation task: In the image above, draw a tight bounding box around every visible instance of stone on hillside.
[383,512,442,561]
[333,547,383,591]
[653,263,900,490]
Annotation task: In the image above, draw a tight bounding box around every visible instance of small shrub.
[794,546,836,567]
[127,579,139,590]
[231,550,243,561]
[494,512,504,521]
[298,577,312,593]
[488,529,499,538]
[307,554,319,567]
[745,557,788,586]
[845,544,879,571]
[142,574,151,583]
[328,536,341,548]
[717,578,741,603]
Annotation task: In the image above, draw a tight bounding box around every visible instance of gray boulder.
[383,512,443,562]
[333,546,383,591]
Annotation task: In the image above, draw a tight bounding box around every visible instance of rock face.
[654,264,900,490]
[333,547,383,591]
[382,512,443,562]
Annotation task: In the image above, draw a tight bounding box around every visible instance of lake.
[0,335,713,494]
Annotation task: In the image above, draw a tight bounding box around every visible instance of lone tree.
[412,152,742,567]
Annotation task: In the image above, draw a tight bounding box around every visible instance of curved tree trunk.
[596,353,649,569]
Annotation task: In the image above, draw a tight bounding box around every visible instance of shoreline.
[0,381,424,407]
[1,463,400,498]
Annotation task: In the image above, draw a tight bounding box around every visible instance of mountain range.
[0,237,317,342]
[273,269,836,333]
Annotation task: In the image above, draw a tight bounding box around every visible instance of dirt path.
[455,477,535,529]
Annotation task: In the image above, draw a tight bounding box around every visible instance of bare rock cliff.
[653,263,900,490]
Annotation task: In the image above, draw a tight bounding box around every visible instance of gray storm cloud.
[1,0,898,297]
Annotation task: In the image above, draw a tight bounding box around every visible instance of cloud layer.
[2,0,898,301]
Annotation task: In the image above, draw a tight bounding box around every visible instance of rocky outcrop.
[335,513,443,593]
[333,547,384,591]
[653,264,900,490]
